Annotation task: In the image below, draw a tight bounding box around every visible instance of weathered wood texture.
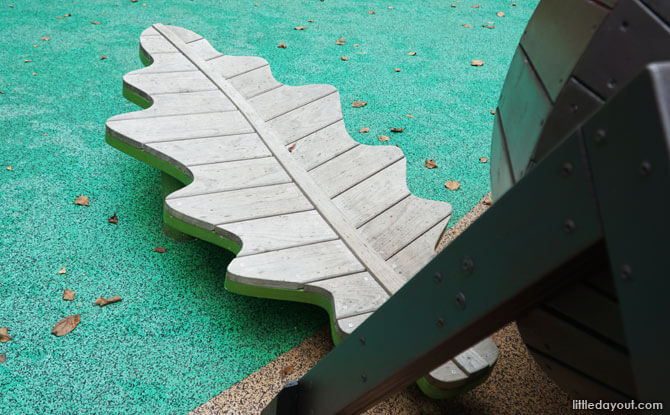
[106,24,498,389]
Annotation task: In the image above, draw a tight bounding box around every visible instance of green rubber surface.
[0,1,538,413]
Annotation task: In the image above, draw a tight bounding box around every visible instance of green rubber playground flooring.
[0,1,538,413]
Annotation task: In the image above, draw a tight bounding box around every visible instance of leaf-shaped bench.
[105,24,498,398]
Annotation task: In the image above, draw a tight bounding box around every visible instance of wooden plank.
[138,53,196,74]
[140,36,178,54]
[336,312,373,336]
[333,159,410,228]
[545,282,626,346]
[167,157,290,199]
[310,145,404,198]
[387,216,449,281]
[111,90,235,121]
[288,121,358,172]
[265,92,344,144]
[358,195,451,260]
[249,84,337,121]
[306,272,389,319]
[166,25,203,44]
[428,338,498,386]
[165,182,313,230]
[123,71,217,95]
[217,210,338,257]
[207,55,268,79]
[107,111,253,145]
[228,65,281,99]
[517,308,636,397]
[185,38,224,61]
[152,24,408,294]
[146,133,271,167]
[227,240,365,289]
[140,27,160,37]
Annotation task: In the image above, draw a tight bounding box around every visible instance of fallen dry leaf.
[368,10,375,14]
[445,180,461,191]
[132,0,138,2]
[482,24,495,29]
[154,246,166,253]
[57,268,67,275]
[490,109,496,115]
[480,157,488,163]
[294,26,306,30]
[24,59,32,63]
[462,24,472,28]
[108,213,118,224]
[0,91,5,94]
[6,166,11,171]
[425,159,438,169]
[51,314,80,337]
[33,44,38,47]
[74,195,89,206]
[0,327,11,343]
[451,4,456,7]
[277,43,287,48]
[279,365,295,377]
[405,114,414,118]
[336,37,345,45]
[483,194,493,206]
[353,43,359,47]
[471,59,484,66]
[91,21,101,24]
[63,288,75,301]
[0,353,5,364]
[472,4,480,8]
[378,135,390,142]
[308,19,314,22]
[65,13,72,17]
[351,100,367,108]
[94,296,122,307]
[341,56,349,61]
[254,2,258,6]
[394,68,401,72]
[497,11,505,17]
[407,51,416,56]
[32,72,37,76]
[287,143,296,152]
[359,127,370,133]
[390,127,404,133]
[100,55,107,60]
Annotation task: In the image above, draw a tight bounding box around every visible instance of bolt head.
[563,219,576,234]
[594,129,607,144]
[621,264,633,281]
[462,257,474,274]
[561,162,573,177]
[640,161,652,176]
[434,272,442,283]
[456,292,466,309]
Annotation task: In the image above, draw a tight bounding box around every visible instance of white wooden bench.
[105,24,498,397]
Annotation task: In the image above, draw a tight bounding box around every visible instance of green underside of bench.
[107,81,488,401]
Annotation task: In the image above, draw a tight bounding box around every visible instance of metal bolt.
[640,161,652,176]
[436,317,444,328]
[456,292,466,309]
[563,219,576,234]
[607,79,617,89]
[434,272,442,283]
[359,336,366,345]
[462,257,474,274]
[594,129,607,144]
[561,162,573,177]
[621,264,632,281]
[361,374,367,382]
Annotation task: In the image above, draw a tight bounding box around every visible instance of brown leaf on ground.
[471,59,484,66]
[378,135,390,142]
[405,114,414,118]
[394,68,401,72]
[336,37,345,45]
[63,288,75,301]
[368,10,375,14]
[425,159,438,169]
[390,127,404,133]
[445,180,461,191]
[108,213,118,224]
[279,365,295,377]
[57,268,67,275]
[308,20,314,23]
[6,166,11,171]
[100,55,107,60]
[359,127,370,133]
[132,0,138,2]
[0,91,5,94]
[154,246,166,253]
[94,296,122,307]
[287,143,296,152]
[0,327,11,343]
[64,13,72,17]
[353,43,359,47]
[480,157,488,163]
[91,21,101,24]
[24,59,33,63]
[0,353,5,364]
[462,24,472,28]
[351,100,367,108]
[472,5,480,8]
[254,2,258,6]
[51,314,80,337]
[277,43,287,48]
[341,56,348,61]
[74,195,89,206]
[407,51,416,56]
[497,11,505,17]
[32,72,37,76]
[482,24,495,29]
[451,4,456,7]
[294,26,306,30]
[490,109,496,115]
[483,194,493,206]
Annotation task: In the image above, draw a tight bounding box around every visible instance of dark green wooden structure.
[264,1,670,413]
